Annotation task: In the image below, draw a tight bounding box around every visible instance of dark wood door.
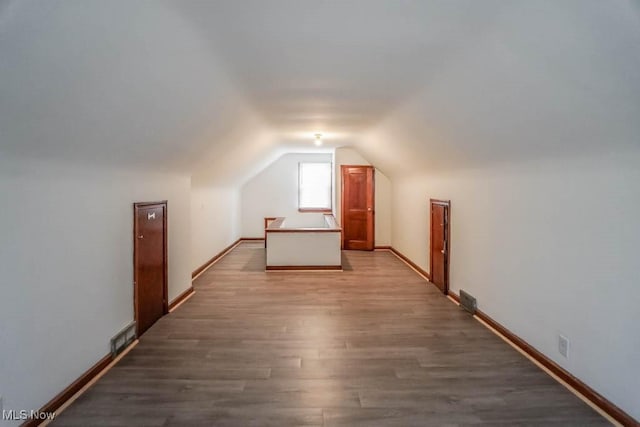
[134,201,168,336]
[430,200,450,294]
[341,165,374,250]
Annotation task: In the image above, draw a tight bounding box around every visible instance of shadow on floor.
[242,247,266,271]
[341,252,353,271]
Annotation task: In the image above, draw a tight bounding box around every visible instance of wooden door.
[134,201,168,337]
[430,199,450,294]
[341,165,374,250]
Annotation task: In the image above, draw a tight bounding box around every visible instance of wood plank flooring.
[52,242,609,426]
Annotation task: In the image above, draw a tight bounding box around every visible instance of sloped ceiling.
[360,0,640,177]
[1,0,639,185]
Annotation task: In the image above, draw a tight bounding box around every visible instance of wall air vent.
[459,290,477,314]
[110,322,136,357]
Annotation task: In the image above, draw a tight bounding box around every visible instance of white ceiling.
[1,0,639,184]
[170,0,501,138]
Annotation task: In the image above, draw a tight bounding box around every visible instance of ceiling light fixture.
[314,133,323,146]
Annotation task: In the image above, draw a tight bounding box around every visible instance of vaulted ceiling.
[1,0,639,185]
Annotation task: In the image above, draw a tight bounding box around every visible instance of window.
[298,162,332,212]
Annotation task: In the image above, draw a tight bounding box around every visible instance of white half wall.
[390,149,640,420]
[241,153,333,238]
[0,155,191,426]
[190,185,241,271]
[334,147,392,246]
[266,232,342,267]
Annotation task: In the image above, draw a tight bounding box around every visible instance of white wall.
[266,232,342,267]
[241,153,333,238]
[190,185,241,271]
[0,155,192,426]
[334,147,392,246]
[391,149,640,420]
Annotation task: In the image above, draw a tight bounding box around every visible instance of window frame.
[297,161,333,213]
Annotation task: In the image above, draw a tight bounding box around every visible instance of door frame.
[429,199,451,295]
[340,165,375,250]
[133,201,168,337]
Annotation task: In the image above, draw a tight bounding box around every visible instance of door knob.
[138,235,144,239]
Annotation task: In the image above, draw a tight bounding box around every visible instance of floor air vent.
[110,322,136,357]
[459,290,477,314]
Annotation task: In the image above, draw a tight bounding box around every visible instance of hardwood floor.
[52,242,609,426]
